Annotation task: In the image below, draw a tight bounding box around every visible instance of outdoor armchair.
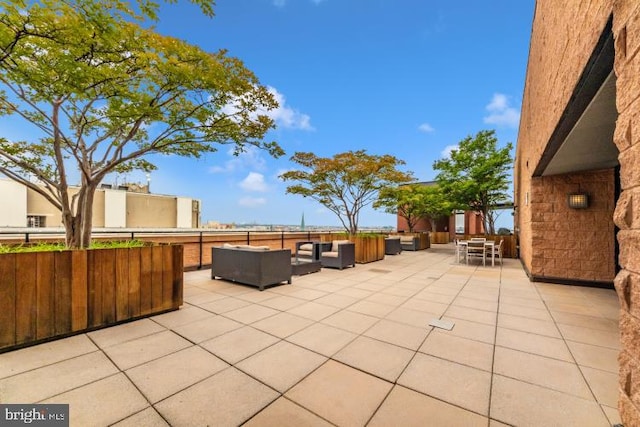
[320,240,355,270]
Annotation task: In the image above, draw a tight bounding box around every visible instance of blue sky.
[15,0,535,228]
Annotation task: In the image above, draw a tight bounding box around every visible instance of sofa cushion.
[299,243,313,251]
[322,251,339,258]
[331,240,351,252]
[400,236,415,243]
[298,250,313,256]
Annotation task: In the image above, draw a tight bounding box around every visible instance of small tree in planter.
[0,0,282,248]
[280,150,413,235]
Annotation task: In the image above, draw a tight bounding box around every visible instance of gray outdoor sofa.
[211,244,292,291]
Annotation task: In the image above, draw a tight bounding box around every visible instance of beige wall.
[126,192,177,228]
[0,179,27,226]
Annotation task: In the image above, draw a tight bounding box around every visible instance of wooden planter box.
[430,232,450,244]
[321,234,386,264]
[0,244,183,353]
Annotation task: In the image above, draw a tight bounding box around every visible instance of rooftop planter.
[0,244,183,353]
[322,233,385,264]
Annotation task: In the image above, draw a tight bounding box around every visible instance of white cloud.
[441,144,458,158]
[208,146,267,174]
[265,86,314,131]
[483,93,520,128]
[238,196,267,207]
[240,172,268,192]
[418,123,434,133]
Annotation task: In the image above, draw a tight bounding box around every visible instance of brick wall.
[613,1,640,423]
[529,169,616,282]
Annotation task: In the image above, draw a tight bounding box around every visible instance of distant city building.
[0,178,200,228]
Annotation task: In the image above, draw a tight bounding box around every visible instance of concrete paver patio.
[0,244,621,426]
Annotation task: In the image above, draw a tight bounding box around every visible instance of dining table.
[458,240,496,267]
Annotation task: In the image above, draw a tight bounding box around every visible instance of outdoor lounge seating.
[385,236,402,255]
[295,241,322,262]
[400,235,420,251]
[211,244,292,290]
[320,239,355,270]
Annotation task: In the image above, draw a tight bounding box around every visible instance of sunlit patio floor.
[0,244,622,426]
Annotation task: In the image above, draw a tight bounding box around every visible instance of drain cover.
[429,319,455,330]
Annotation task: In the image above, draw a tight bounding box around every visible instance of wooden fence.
[0,245,183,352]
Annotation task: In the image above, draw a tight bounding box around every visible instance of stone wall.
[515,0,613,277]
[529,169,616,282]
[613,1,640,423]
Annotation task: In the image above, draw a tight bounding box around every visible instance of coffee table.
[291,259,321,275]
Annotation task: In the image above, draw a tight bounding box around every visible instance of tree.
[0,0,282,248]
[433,130,512,235]
[374,183,453,233]
[280,150,413,235]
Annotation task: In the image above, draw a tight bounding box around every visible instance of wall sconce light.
[567,193,589,209]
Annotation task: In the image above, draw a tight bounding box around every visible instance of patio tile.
[364,292,408,307]
[496,327,572,362]
[385,307,437,328]
[413,290,456,304]
[252,312,314,338]
[321,310,380,334]
[363,319,429,350]
[244,397,333,427]
[313,293,359,308]
[557,323,620,349]
[155,367,278,426]
[286,360,393,427]
[260,295,308,311]
[401,299,449,315]
[0,351,118,403]
[493,346,592,399]
[445,305,497,325]
[288,288,329,301]
[452,296,498,312]
[369,385,488,427]
[580,366,618,407]
[398,353,491,415]
[382,287,420,298]
[0,335,97,379]
[183,290,228,305]
[498,302,553,321]
[287,301,341,321]
[335,288,373,299]
[442,317,496,344]
[125,346,228,403]
[224,304,280,324]
[236,341,327,392]
[499,294,546,308]
[552,311,619,332]
[286,323,357,357]
[601,404,622,426]
[150,305,214,328]
[566,340,619,373]
[199,296,252,314]
[334,336,414,382]
[101,330,192,370]
[172,315,243,343]
[88,318,166,348]
[347,300,397,318]
[235,290,279,303]
[497,312,561,338]
[112,407,169,427]
[490,374,609,427]
[44,373,148,426]
[419,332,494,372]
[200,326,279,364]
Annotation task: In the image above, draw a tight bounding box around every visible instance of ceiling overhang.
[533,16,619,177]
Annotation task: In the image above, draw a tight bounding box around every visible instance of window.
[455,212,465,234]
[27,215,46,228]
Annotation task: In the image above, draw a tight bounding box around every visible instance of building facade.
[515,1,639,423]
[0,179,200,229]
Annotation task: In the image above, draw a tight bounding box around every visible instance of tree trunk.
[61,183,97,249]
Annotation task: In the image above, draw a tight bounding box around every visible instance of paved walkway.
[0,245,621,426]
